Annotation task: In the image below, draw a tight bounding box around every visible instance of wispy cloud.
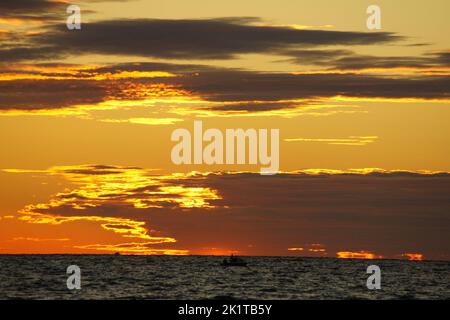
[285,136,378,146]
[10,237,70,242]
[288,243,327,255]
[100,117,183,126]
[74,242,188,255]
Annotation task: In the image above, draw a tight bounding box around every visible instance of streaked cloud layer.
[0,0,449,259]
[1,166,448,259]
[1,62,448,115]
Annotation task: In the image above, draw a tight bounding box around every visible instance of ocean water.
[0,255,449,300]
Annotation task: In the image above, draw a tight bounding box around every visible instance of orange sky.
[0,0,449,260]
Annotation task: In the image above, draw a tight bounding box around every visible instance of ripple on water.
[0,255,449,299]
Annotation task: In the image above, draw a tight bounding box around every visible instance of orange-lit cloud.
[196,248,240,255]
[0,17,47,25]
[288,244,327,255]
[1,58,449,119]
[285,136,378,146]
[337,251,383,259]
[11,237,70,242]
[401,253,424,261]
[74,242,189,255]
[13,165,221,254]
[2,167,450,257]
[0,70,175,81]
[100,117,183,126]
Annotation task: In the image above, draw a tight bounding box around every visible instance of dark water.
[0,255,449,300]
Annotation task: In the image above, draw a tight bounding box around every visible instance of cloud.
[281,49,354,65]
[0,56,448,115]
[88,64,450,106]
[285,136,378,146]
[11,237,70,242]
[100,117,183,125]
[5,62,440,116]
[0,0,66,24]
[0,62,193,113]
[288,243,327,256]
[0,17,446,116]
[284,49,450,72]
[0,79,109,111]
[6,165,450,258]
[74,242,188,255]
[336,251,383,259]
[175,70,450,103]
[0,0,117,25]
[401,253,424,261]
[0,18,399,62]
[0,0,64,12]
[329,51,450,72]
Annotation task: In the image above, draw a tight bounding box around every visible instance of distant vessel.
[221,254,247,267]
[114,252,121,256]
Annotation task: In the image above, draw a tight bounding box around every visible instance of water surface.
[0,255,448,299]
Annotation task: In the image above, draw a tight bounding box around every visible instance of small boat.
[114,252,121,256]
[220,255,247,267]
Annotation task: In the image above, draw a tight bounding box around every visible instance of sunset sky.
[0,0,449,260]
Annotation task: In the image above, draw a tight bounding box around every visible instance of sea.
[0,255,449,300]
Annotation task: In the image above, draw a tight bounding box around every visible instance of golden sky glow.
[0,0,449,259]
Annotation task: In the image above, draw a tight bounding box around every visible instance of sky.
[0,0,449,260]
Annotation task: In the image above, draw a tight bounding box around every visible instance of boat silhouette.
[220,254,247,267]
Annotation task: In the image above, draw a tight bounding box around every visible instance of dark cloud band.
[0,18,400,62]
